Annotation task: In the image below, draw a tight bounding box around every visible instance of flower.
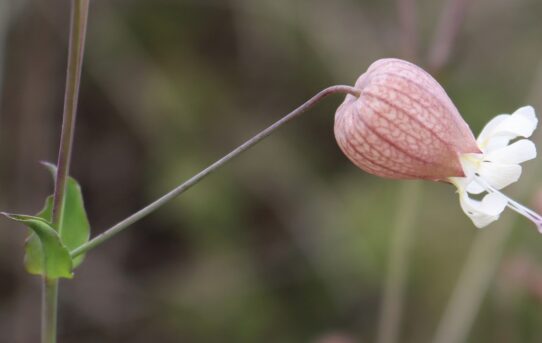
[334,58,481,181]
[334,58,542,230]
[449,106,540,228]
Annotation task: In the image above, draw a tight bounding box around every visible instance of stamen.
[474,176,542,232]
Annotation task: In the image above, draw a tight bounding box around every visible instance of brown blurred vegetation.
[1,0,542,342]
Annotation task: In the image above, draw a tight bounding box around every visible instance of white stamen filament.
[474,175,542,232]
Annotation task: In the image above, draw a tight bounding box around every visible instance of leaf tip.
[1,212,16,220]
[40,161,58,177]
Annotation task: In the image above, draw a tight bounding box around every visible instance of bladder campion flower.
[334,58,542,230]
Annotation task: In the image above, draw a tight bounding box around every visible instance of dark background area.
[1,0,542,342]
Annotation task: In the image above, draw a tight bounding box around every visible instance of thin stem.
[41,278,59,343]
[71,85,360,258]
[44,1,89,343]
[52,0,89,227]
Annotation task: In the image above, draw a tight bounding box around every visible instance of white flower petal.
[484,136,513,153]
[459,191,508,228]
[512,105,537,130]
[477,162,522,190]
[486,139,537,164]
[490,106,538,139]
[477,114,509,147]
[476,106,538,153]
[454,106,539,229]
[466,180,485,194]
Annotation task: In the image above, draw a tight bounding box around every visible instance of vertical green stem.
[52,0,89,224]
[42,278,59,343]
[43,1,89,342]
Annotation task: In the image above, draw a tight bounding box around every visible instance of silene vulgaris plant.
[2,12,540,340]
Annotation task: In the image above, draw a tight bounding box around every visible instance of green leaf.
[24,163,90,276]
[2,213,73,279]
[25,196,54,275]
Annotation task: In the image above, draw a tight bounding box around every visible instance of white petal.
[477,162,522,190]
[486,139,537,164]
[484,136,513,153]
[457,154,482,193]
[512,106,537,131]
[477,114,509,147]
[490,106,538,139]
[459,191,508,228]
[476,106,538,153]
[466,180,485,194]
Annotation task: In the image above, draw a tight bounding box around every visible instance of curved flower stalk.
[335,58,542,230]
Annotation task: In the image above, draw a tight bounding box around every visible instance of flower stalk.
[70,85,360,258]
[44,1,89,342]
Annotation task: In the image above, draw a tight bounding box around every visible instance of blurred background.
[1,0,542,342]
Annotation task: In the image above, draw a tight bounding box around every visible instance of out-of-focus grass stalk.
[0,0,27,105]
[376,181,422,343]
[397,0,418,61]
[427,0,469,72]
[43,1,89,342]
[432,217,513,343]
[0,0,23,118]
[0,1,8,102]
[432,62,542,343]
